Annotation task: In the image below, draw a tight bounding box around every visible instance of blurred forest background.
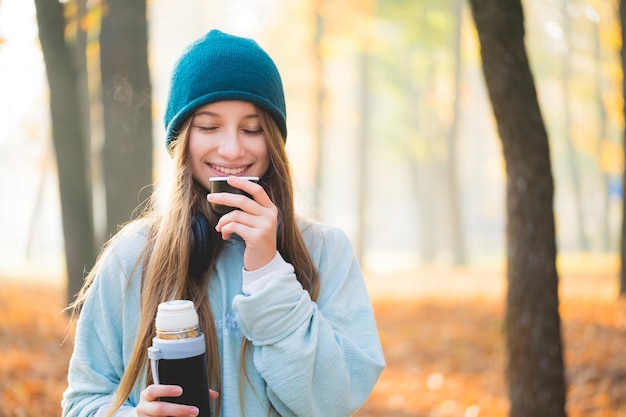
[0,0,625,416]
[1,0,622,281]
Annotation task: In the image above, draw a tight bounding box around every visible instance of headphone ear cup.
[189,214,212,277]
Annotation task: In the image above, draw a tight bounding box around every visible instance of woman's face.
[188,101,270,190]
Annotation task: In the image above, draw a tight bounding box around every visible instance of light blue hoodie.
[62,220,385,417]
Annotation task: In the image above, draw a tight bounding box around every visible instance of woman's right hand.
[136,384,218,417]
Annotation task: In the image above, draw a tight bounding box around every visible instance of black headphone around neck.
[189,213,213,277]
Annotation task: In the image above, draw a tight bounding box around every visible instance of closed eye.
[242,128,264,135]
[193,125,218,132]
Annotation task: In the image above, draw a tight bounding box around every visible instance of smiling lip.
[209,164,250,175]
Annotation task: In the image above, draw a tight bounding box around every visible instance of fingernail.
[207,194,215,201]
[190,407,199,416]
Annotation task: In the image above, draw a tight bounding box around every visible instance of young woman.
[62,29,385,417]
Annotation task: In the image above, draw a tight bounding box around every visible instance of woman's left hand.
[208,176,278,271]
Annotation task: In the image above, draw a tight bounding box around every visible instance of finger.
[217,205,277,228]
[217,211,277,243]
[209,389,220,400]
[142,384,182,401]
[144,402,199,417]
[214,206,277,241]
[209,192,259,214]
[139,385,199,417]
[227,176,272,207]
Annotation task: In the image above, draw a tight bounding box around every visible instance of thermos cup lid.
[155,300,199,332]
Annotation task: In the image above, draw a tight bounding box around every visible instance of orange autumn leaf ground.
[1,258,625,417]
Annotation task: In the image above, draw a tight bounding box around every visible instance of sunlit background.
[0,0,623,287]
[2,1,626,416]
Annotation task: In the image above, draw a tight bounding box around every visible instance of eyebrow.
[193,111,259,120]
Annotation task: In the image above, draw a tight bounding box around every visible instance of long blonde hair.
[72,106,319,416]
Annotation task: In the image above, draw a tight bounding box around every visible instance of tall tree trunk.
[100,0,153,238]
[312,2,325,220]
[619,0,626,296]
[69,0,92,164]
[418,64,439,263]
[71,0,94,237]
[34,0,96,305]
[446,0,466,265]
[591,8,611,253]
[402,55,436,263]
[468,1,567,416]
[561,0,589,252]
[355,50,371,262]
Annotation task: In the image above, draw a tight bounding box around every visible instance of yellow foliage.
[2,265,626,417]
[81,3,103,34]
[600,139,624,174]
[603,85,624,128]
[63,1,78,41]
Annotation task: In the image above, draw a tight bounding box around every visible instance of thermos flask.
[148,300,211,416]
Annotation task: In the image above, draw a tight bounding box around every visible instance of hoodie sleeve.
[62,229,144,417]
[232,224,385,417]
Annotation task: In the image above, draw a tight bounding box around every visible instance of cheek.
[188,133,203,156]
[188,136,207,179]
[255,141,271,173]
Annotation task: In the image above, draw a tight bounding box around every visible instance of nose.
[217,128,245,159]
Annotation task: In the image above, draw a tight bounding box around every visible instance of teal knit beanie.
[164,30,287,149]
